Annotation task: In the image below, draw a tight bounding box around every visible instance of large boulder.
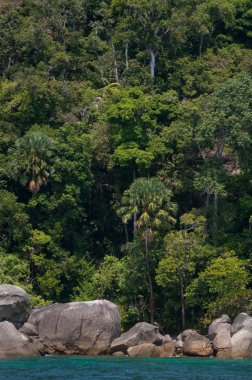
[208,315,231,357]
[231,313,252,358]
[178,330,212,357]
[208,314,231,340]
[0,321,43,358]
[110,322,164,354]
[231,313,252,336]
[231,328,252,359]
[27,300,120,355]
[127,343,160,357]
[175,329,195,354]
[0,285,31,328]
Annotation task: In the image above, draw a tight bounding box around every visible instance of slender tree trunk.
[179,269,186,330]
[148,48,156,84]
[145,229,155,324]
[111,42,119,83]
[125,43,129,70]
[124,223,129,243]
[213,193,218,247]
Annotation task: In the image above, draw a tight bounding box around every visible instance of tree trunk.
[148,48,156,84]
[144,229,155,324]
[179,269,186,330]
[124,223,129,243]
[111,42,119,83]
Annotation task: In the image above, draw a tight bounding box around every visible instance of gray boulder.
[110,322,164,354]
[208,314,231,340]
[175,329,195,354]
[208,315,231,357]
[177,330,212,357]
[231,313,252,358]
[231,313,252,336]
[0,321,43,358]
[27,300,120,355]
[231,328,252,358]
[127,343,160,357]
[0,285,31,328]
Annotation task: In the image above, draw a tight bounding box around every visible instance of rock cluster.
[0,284,120,358]
[111,314,252,359]
[2,284,252,359]
[110,322,164,354]
[111,322,176,357]
[0,285,43,358]
[207,312,252,359]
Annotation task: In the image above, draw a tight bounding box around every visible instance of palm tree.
[9,131,54,195]
[118,177,176,323]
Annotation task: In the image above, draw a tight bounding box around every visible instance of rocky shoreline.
[0,284,252,359]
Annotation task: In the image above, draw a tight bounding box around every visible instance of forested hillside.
[0,0,252,331]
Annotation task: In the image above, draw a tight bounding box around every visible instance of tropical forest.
[0,0,252,333]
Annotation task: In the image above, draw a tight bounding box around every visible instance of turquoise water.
[0,356,251,380]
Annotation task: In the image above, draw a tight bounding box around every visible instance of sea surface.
[0,356,251,380]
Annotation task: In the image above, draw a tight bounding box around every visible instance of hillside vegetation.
[0,0,252,331]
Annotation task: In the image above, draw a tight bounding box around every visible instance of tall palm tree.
[118,177,176,323]
[9,131,54,195]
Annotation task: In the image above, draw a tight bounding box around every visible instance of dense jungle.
[0,0,252,332]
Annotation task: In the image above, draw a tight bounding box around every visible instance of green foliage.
[118,177,176,230]
[0,190,31,250]
[0,0,252,332]
[88,255,125,300]
[156,211,209,328]
[186,252,250,324]
[0,248,29,285]
[8,131,54,194]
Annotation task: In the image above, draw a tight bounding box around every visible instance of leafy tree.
[194,171,227,245]
[195,72,252,163]
[156,211,207,329]
[186,252,251,325]
[111,0,190,82]
[191,0,236,56]
[118,177,175,323]
[27,125,93,254]
[8,131,54,195]
[108,87,179,180]
[0,190,31,251]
